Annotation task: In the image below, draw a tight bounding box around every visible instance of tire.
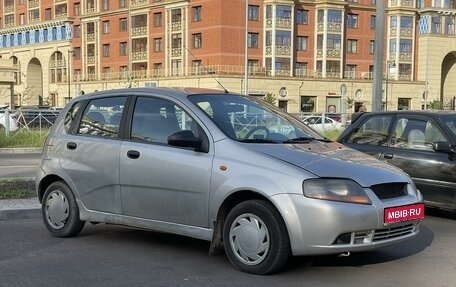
[223,200,290,274]
[42,181,85,237]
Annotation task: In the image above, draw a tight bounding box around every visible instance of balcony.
[55,13,68,20]
[327,49,341,58]
[276,18,292,29]
[132,0,148,5]
[171,48,182,57]
[5,5,14,14]
[132,50,147,61]
[171,21,182,32]
[132,26,147,37]
[86,33,96,42]
[86,56,96,65]
[265,45,291,56]
[390,0,415,7]
[28,0,39,9]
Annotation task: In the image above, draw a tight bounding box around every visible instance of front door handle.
[383,153,393,159]
[67,142,77,150]
[127,150,140,159]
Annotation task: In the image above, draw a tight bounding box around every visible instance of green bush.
[0,130,48,148]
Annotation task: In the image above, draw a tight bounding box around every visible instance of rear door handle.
[383,153,393,159]
[67,142,77,150]
[127,150,140,159]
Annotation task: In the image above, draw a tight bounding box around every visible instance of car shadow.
[425,207,456,220]
[286,223,434,270]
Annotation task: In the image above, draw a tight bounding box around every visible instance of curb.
[0,148,42,154]
[0,208,41,220]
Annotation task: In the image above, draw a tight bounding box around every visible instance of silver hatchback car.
[37,88,424,274]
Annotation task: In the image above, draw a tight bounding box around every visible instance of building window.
[328,9,342,23]
[153,12,162,27]
[345,65,356,79]
[102,0,109,11]
[347,39,358,53]
[154,38,162,52]
[120,42,128,55]
[276,5,291,19]
[120,18,127,31]
[296,36,307,51]
[445,16,455,34]
[370,15,376,30]
[45,8,51,21]
[171,59,182,76]
[172,9,181,22]
[29,9,39,22]
[102,21,110,34]
[172,34,182,48]
[20,14,25,25]
[432,16,442,34]
[192,60,202,74]
[132,14,147,28]
[248,60,259,74]
[370,40,375,54]
[193,33,202,48]
[296,9,308,24]
[74,3,81,16]
[399,39,412,53]
[347,14,358,28]
[327,34,341,50]
[74,25,81,38]
[74,47,81,60]
[248,5,259,21]
[301,96,316,112]
[248,33,259,48]
[103,44,110,57]
[153,63,163,77]
[397,98,411,110]
[295,62,308,77]
[119,0,127,8]
[193,6,202,22]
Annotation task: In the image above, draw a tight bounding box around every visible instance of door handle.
[383,153,393,159]
[67,142,77,150]
[127,150,140,159]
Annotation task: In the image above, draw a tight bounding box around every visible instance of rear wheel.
[223,200,290,274]
[42,181,85,237]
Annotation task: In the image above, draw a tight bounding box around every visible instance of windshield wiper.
[239,139,280,143]
[283,137,332,143]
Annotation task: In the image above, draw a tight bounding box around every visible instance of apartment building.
[0,0,455,113]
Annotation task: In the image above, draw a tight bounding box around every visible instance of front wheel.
[223,200,290,274]
[42,181,85,237]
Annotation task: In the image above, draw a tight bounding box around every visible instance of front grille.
[373,223,416,241]
[371,183,408,199]
[333,222,418,246]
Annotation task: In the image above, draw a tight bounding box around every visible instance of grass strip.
[0,179,36,199]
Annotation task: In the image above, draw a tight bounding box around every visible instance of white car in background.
[0,105,19,131]
[301,115,345,132]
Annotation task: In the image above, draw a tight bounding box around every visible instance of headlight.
[303,178,372,205]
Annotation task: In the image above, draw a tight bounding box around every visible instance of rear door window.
[77,97,127,138]
[390,117,447,150]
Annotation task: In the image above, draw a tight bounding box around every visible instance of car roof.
[352,110,456,124]
[78,87,230,100]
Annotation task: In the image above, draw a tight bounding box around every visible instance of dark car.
[337,110,456,211]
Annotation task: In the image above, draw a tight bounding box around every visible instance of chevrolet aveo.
[37,88,424,274]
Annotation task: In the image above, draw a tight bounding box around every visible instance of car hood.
[245,141,409,187]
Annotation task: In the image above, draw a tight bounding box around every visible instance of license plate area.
[384,203,425,224]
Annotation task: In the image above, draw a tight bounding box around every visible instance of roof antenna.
[183,45,229,93]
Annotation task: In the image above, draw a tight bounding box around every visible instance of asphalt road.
[0,151,40,178]
[0,210,455,287]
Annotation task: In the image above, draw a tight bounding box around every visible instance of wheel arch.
[209,190,287,255]
[37,174,65,203]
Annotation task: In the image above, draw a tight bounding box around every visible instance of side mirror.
[433,141,452,153]
[168,130,203,150]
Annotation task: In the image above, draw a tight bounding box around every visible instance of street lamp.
[67,50,74,103]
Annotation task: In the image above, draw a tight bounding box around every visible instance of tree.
[428,100,443,110]
[264,93,277,105]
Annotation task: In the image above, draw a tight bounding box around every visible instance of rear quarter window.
[64,101,83,133]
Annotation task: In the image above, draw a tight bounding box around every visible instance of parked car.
[0,105,18,131]
[15,106,61,128]
[301,115,345,132]
[337,110,456,211]
[37,88,424,274]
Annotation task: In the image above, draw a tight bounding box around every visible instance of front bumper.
[270,193,421,256]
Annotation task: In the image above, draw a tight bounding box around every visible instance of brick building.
[0,0,455,113]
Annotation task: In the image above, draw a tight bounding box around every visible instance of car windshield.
[188,94,325,143]
[442,114,456,136]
